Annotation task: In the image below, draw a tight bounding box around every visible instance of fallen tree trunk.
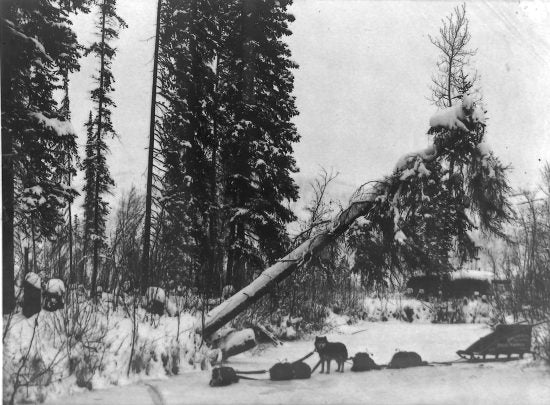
[197,194,383,338]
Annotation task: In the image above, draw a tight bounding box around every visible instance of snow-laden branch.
[4,22,53,62]
[29,112,75,137]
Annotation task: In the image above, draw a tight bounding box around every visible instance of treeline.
[152,0,299,296]
[1,0,300,312]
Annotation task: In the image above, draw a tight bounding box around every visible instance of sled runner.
[457,324,532,361]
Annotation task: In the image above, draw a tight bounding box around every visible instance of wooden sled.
[457,324,532,361]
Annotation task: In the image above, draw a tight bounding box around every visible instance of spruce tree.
[155,0,300,294]
[220,0,299,289]
[1,0,88,312]
[348,4,511,288]
[157,0,220,293]
[83,0,127,298]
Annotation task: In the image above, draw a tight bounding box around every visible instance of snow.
[25,272,41,289]
[477,141,491,156]
[48,322,550,405]
[399,168,415,181]
[429,96,477,132]
[46,279,66,295]
[472,105,486,124]
[395,146,437,171]
[221,329,255,351]
[394,230,407,244]
[166,297,178,317]
[450,270,494,281]
[146,286,166,304]
[29,112,75,136]
[3,306,200,404]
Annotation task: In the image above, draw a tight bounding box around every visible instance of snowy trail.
[47,323,550,405]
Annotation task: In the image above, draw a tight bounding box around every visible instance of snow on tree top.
[46,279,66,295]
[429,95,481,132]
[462,94,474,110]
[30,112,75,136]
[25,272,41,289]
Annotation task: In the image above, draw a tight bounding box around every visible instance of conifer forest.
[2,1,549,404]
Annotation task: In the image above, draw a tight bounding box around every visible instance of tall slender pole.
[91,0,108,300]
[142,0,162,291]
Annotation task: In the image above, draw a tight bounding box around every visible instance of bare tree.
[295,168,339,243]
[429,3,478,107]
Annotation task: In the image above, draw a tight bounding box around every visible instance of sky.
[69,0,550,218]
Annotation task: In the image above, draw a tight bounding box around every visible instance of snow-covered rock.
[218,328,257,360]
[46,278,66,295]
[24,272,41,289]
[146,286,166,304]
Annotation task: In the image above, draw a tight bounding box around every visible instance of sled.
[457,324,532,361]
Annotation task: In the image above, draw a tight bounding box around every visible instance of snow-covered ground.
[47,322,550,405]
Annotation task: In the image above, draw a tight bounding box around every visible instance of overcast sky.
[69,0,550,216]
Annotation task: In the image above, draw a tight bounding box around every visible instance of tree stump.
[22,272,42,318]
[145,286,166,316]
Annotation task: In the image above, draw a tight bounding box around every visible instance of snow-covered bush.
[3,296,201,404]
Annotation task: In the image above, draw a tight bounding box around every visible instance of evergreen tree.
[155,0,300,294]
[348,4,511,289]
[82,0,127,298]
[220,0,300,289]
[1,0,88,312]
[157,0,220,293]
[81,111,95,278]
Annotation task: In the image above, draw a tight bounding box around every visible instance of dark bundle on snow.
[291,361,311,379]
[269,362,294,381]
[351,352,381,372]
[209,367,239,387]
[22,272,42,318]
[269,360,311,380]
[43,279,65,312]
[388,351,427,369]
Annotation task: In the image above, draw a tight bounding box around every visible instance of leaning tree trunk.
[198,195,381,337]
[197,142,444,338]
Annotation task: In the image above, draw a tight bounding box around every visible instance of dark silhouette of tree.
[1,0,89,312]
[82,0,127,299]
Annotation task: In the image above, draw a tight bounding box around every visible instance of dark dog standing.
[314,336,348,373]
